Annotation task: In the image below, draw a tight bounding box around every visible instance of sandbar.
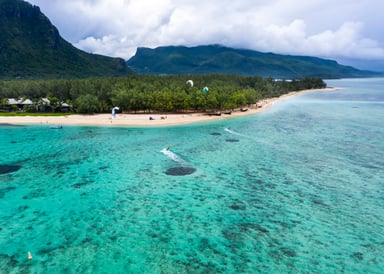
[0,88,333,127]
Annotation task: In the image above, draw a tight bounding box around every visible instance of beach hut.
[7,98,33,110]
[7,98,20,105]
[60,102,72,112]
[21,99,33,106]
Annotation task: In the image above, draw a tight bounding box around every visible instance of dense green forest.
[0,75,326,114]
[0,0,130,79]
[128,45,381,78]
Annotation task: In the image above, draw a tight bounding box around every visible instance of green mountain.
[0,0,131,79]
[127,45,381,78]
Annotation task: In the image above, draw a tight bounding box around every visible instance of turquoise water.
[1,78,383,273]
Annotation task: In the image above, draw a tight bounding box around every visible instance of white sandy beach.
[0,88,333,127]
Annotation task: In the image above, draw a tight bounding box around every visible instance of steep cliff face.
[0,0,131,79]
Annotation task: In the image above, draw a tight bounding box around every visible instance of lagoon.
[0,78,383,273]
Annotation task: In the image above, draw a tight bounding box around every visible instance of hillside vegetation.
[1,1,380,80]
[0,0,131,79]
[127,45,380,78]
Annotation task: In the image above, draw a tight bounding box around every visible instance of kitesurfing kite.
[112,106,119,118]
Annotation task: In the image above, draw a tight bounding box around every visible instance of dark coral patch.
[0,186,16,198]
[281,247,297,257]
[351,252,364,261]
[225,138,239,142]
[72,182,92,188]
[0,123,24,127]
[166,167,196,176]
[0,165,21,175]
[230,204,246,210]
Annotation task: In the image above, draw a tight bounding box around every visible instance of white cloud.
[305,22,384,59]
[74,35,135,58]
[28,0,384,62]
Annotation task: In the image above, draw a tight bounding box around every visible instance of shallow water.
[1,78,383,273]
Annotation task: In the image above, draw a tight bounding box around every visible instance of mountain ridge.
[127,45,381,78]
[1,0,381,80]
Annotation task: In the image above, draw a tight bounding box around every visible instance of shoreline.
[0,88,334,127]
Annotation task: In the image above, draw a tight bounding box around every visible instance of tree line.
[0,75,326,113]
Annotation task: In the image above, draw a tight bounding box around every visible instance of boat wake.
[161,148,188,166]
[161,148,196,176]
[224,128,253,139]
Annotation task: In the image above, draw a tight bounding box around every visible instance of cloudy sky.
[28,0,384,69]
